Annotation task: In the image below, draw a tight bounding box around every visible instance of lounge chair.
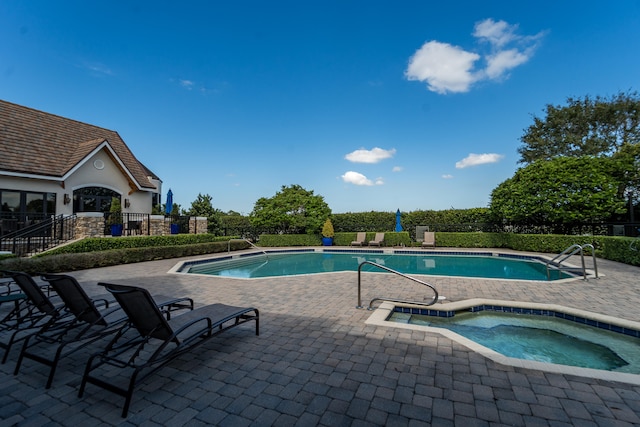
[0,271,70,364]
[80,283,260,417]
[0,277,29,363]
[350,232,367,246]
[422,231,436,248]
[13,274,194,388]
[368,233,385,247]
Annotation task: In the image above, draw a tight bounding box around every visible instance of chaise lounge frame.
[80,283,260,417]
[0,271,71,364]
[350,232,367,246]
[14,274,194,388]
[368,232,385,247]
[422,231,436,248]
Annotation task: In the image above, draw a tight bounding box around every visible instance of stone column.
[74,212,105,238]
[149,215,167,236]
[189,216,208,234]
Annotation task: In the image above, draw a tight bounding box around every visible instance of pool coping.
[365,299,640,386]
[169,247,595,282]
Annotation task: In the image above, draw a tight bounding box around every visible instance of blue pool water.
[389,310,640,373]
[183,250,572,280]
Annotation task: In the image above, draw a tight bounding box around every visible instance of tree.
[249,185,331,234]
[613,143,640,200]
[185,193,221,234]
[489,157,627,227]
[219,211,252,237]
[518,92,640,164]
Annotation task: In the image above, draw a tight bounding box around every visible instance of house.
[0,100,162,236]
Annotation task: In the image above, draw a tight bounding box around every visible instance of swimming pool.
[367,299,640,384]
[179,249,576,281]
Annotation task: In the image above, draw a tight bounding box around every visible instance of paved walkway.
[2,249,640,426]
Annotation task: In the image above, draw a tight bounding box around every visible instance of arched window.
[73,187,120,213]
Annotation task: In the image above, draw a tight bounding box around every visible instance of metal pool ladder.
[546,243,598,280]
[227,238,269,259]
[356,261,440,310]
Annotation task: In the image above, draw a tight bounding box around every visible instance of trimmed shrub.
[37,234,234,256]
[0,240,250,275]
[259,232,412,247]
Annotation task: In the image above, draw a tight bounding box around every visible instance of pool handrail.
[356,261,439,310]
[227,239,268,259]
[546,243,598,280]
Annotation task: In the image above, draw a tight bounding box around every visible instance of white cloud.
[345,147,396,164]
[341,171,383,186]
[81,61,113,76]
[455,153,504,169]
[405,18,544,94]
[392,166,403,172]
[405,41,480,94]
[180,79,195,90]
[473,18,518,48]
[442,174,454,179]
[485,49,530,79]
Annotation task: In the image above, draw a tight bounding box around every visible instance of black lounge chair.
[80,283,260,417]
[0,276,29,363]
[0,271,71,364]
[13,274,194,388]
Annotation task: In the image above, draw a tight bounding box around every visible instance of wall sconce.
[124,199,130,208]
[63,194,71,205]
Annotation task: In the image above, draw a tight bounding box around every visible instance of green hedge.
[332,209,492,238]
[0,240,250,276]
[0,253,16,261]
[3,231,638,276]
[38,234,234,256]
[258,232,412,247]
[424,232,640,266]
[257,234,322,246]
[600,237,640,266]
[258,231,640,266]
[433,232,605,253]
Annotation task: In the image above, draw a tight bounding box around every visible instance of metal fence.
[0,214,76,256]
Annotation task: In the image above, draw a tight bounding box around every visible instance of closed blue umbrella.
[165,189,173,215]
[395,209,402,232]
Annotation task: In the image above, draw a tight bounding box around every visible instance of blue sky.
[2,1,639,215]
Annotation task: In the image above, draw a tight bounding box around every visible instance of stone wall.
[190,216,208,234]
[74,213,207,238]
[74,213,105,239]
[149,215,168,236]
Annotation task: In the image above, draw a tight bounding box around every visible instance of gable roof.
[0,100,157,190]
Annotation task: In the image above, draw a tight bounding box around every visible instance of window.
[0,189,56,223]
[73,187,120,213]
[0,191,20,216]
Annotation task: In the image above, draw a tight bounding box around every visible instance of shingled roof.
[0,100,156,190]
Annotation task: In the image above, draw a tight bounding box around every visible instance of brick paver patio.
[2,248,640,426]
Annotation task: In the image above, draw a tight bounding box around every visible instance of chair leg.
[255,310,260,335]
[122,370,141,417]
[45,345,65,389]
[1,329,23,364]
[79,354,97,397]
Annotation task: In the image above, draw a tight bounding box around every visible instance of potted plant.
[108,197,123,237]
[168,203,180,234]
[321,218,334,246]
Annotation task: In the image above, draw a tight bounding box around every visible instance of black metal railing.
[104,213,152,236]
[0,214,76,257]
[0,213,51,237]
[164,215,194,235]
